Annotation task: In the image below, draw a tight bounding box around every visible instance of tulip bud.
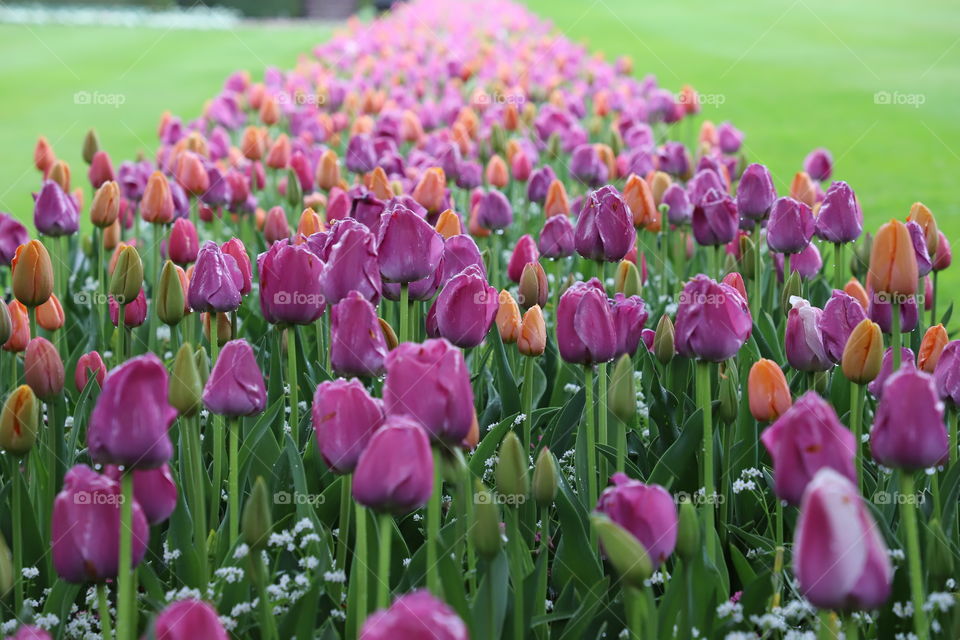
[3,301,29,353]
[531,447,558,507]
[48,160,71,192]
[609,353,636,425]
[109,244,143,305]
[473,480,503,559]
[285,169,302,207]
[780,271,801,313]
[378,318,399,350]
[918,324,948,373]
[242,476,273,551]
[718,363,740,425]
[518,262,548,311]
[34,136,56,173]
[90,181,120,228]
[0,385,39,456]
[12,240,54,308]
[748,359,791,422]
[614,259,643,297]
[590,514,653,588]
[169,343,202,417]
[849,232,872,280]
[0,532,12,597]
[435,209,462,239]
[868,219,918,296]
[518,305,546,357]
[202,312,232,346]
[675,498,699,562]
[841,319,884,384]
[653,314,675,365]
[82,129,100,165]
[24,337,64,400]
[36,294,64,331]
[495,431,529,501]
[490,124,507,159]
[738,234,756,280]
[194,347,210,387]
[155,261,185,326]
[74,351,106,392]
[907,202,939,257]
[0,303,10,346]
[843,277,870,309]
[496,290,521,344]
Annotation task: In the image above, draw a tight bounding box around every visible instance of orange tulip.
[486,154,509,188]
[400,109,424,143]
[90,181,120,228]
[917,324,948,373]
[841,318,884,384]
[3,301,30,352]
[259,94,280,126]
[12,240,54,308]
[316,150,340,191]
[462,407,480,450]
[369,166,392,200]
[183,131,208,157]
[907,202,939,256]
[297,208,324,237]
[544,179,569,217]
[496,290,521,343]
[867,219,918,296]
[435,210,462,238]
[843,277,869,310]
[595,144,617,180]
[141,171,175,224]
[699,121,717,148]
[789,172,817,208]
[240,126,265,161]
[623,174,660,231]
[503,102,520,131]
[176,152,209,196]
[748,358,792,422]
[103,219,120,251]
[47,160,71,193]
[36,294,64,331]
[412,167,447,213]
[265,133,292,170]
[518,305,546,357]
[649,171,672,206]
[34,136,56,174]
[202,311,232,346]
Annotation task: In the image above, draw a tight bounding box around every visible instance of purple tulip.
[376,203,444,283]
[661,183,693,226]
[736,163,776,223]
[906,221,932,277]
[794,469,891,610]
[105,463,178,525]
[456,161,482,190]
[0,212,29,266]
[201,165,232,208]
[154,599,229,640]
[221,238,252,295]
[871,368,948,469]
[4,626,51,640]
[109,288,147,328]
[761,392,856,505]
[819,290,868,363]
[717,122,744,153]
[574,185,636,262]
[330,291,388,377]
[933,340,960,404]
[168,218,200,265]
[52,465,149,582]
[320,219,382,305]
[868,293,918,334]
[658,141,689,176]
[556,278,617,365]
[611,293,649,357]
[867,347,915,398]
[507,234,539,283]
[767,197,814,254]
[785,298,832,372]
[33,180,80,237]
[382,265,442,302]
[434,265,499,348]
[476,189,514,231]
[313,378,385,474]
[352,416,433,515]
[641,328,656,352]
[774,242,823,282]
[345,135,377,173]
[692,188,738,247]
[569,143,608,186]
[686,169,727,206]
[352,189,387,233]
[258,240,326,325]
[527,165,557,204]
[803,148,833,182]
[88,354,176,468]
[439,234,485,286]
[360,590,468,640]
[675,275,752,362]
[188,241,242,313]
[595,473,678,568]
[202,339,266,417]
[539,215,576,258]
[815,181,862,244]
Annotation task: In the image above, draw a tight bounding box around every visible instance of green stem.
[12,459,23,613]
[229,418,239,542]
[834,243,844,290]
[597,361,609,488]
[681,560,695,640]
[949,409,957,467]
[850,382,863,487]
[117,472,134,640]
[696,360,716,564]
[334,476,352,604]
[626,586,646,640]
[354,503,369,628]
[931,271,938,325]
[184,414,207,582]
[209,311,219,363]
[522,356,535,454]
[377,514,393,609]
[97,583,112,640]
[510,509,524,640]
[427,451,442,595]
[583,366,598,519]
[211,416,223,529]
[817,610,839,640]
[536,507,550,639]
[252,552,278,640]
[891,301,901,370]
[287,327,299,438]
[399,283,409,344]
[899,472,928,640]
[464,466,478,595]
[752,230,762,323]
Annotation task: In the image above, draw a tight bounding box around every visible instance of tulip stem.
[583,366,598,521]
[597,361,609,487]
[931,271,939,325]
[427,450,442,596]
[522,356,535,453]
[287,327,299,438]
[209,311,219,363]
[97,583,112,640]
[463,466,478,594]
[399,283,410,344]
[834,243,844,290]
[376,514,393,609]
[229,417,239,542]
[510,508,524,640]
[891,302,901,370]
[949,410,957,467]
[184,413,207,582]
[752,229,762,322]
[817,611,839,640]
[12,459,23,613]
[116,471,134,640]
[850,382,864,487]
[251,550,278,640]
[354,503,368,631]
[695,360,716,564]
[536,506,550,639]
[334,475,352,605]
[899,472,929,640]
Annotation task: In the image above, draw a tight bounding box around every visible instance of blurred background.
[1,0,958,259]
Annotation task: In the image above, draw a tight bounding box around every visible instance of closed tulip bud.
[575,186,636,262]
[609,353,636,425]
[156,261,186,326]
[932,230,951,271]
[0,385,39,456]
[167,218,199,266]
[87,151,115,189]
[263,206,291,244]
[676,275,751,362]
[531,447,558,507]
[316,149,340,190]
[81,128,99,164]
[785,298,832,372]
[476,189,513,231]
[353,416,434,514]
[202,339,266,416]
[0,302,11,346]
[3,301,30,353]
[313,379,384,474]
[496,290,522,344]
[675,498,699,562]
[692,188,739,247]
[12,240,54,307]
[518,305,546,357]
[413,167,447,214]
[918,324,948,373]
[544,179,570,217]
[194,346,210,387]
[495,431,529,500]
[24,337,64,400]
[624,173,659,231]
[472,480,503,559]
[722,272,748,302]
[595,473,678,567]
[614,259,643,297]
[434,265,498,348]
[109,244,143,305]
[843,277,869,309]
[557,279,617,365]
[539,214,575,258]
[90,180,120,228]
[871,368,948,469]
[815,181,862,244]
[767,197,814,254]
[780,271,802,314]
[907,202,939,256]
[48,160,71,192]
[868,219,918,296]
[518,262,548,311]
[793,469,891,610]
[820,290,868,363]
[650,171,672,206]
[34,136,56,173]
[435,209,462,238]
[591,513,653,588]
[377,203,444,283]
[296,207,322,238]
[259,94,280,126]
[508,234,540,284]
[242,477,273,551]
[285,169,302,207]
[378,317,399,350]
[153,599,229,640]
[748,359,791,422]
[849,231,873,279]
[330,291,388,377]
[738,234,756,279]
[36,293,64,331]
[789,171,817,208]
[141,171,174,224]
[718,364,740,425]
[52,465,149,582]
[169,343,202,416]
[652,314,675,365]
[240,126,265,161]
[265,134,291,170]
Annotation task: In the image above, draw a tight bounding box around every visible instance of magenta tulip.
[74,351,106,392]
[258,239,326,325]
[109,288,147,328]
[933,340,960,404]
[154,599,229,640]
[439,234,485,286]
[819,290,867,363]
[313,378,385,474]
[556,278,617,365]
[188,241,242,313]
[785,298,832,372]
[221,237,252,295]
[360,590,468,640]
[803,148,833,182]
[692,188,738,247]
[0,212,29,266]
[476,189,514,231]
[815,181,862,244]
[736,163,776,223]
[871,368,948,469]
[33,180,79,237]
[376,202,444,283]
[867,347,915,398]
[595,473,678,568]
[352,416,433,515]
[767,197,814,254]
[168,218,199,265]
[539,215,576,259]
[574,185,635,262]
[105,463,178,525]
[320,218,382,305]
[507,234,539,283]
[674,275,751,362]
[330,291,388,377]
[662,183,693,226]
[434,265,499,348]
[611,293,649,357]
[202,339,266,417]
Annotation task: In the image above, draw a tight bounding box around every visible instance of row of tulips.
[2,0,959,638]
